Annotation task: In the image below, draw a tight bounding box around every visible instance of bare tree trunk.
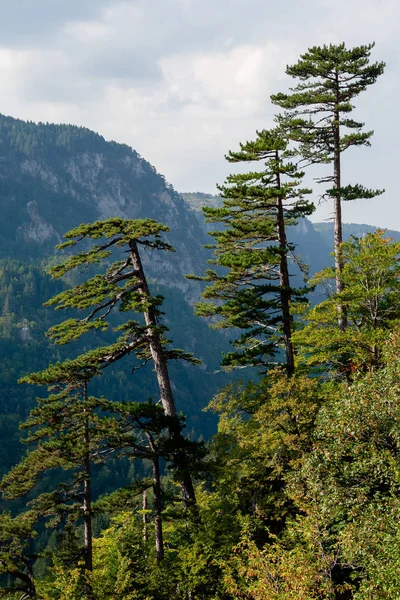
[83,382,93,573]
[142,490,149,543]
[275,151,295,376]
[83,464,93,572]
[129,240,196,508]
[145,433,164,562]
[333,73,347,331]
[152,456,164,562]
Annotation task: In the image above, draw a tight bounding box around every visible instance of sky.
[0,0,398,227]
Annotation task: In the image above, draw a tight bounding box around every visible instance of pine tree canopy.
[42,218,199,372]
[271,42,385,201]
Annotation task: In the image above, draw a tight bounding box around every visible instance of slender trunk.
[275,151,295,376]
[372,312,379,366]
[146,433,164,562]
[333,72,347,331]
[152,456,164,562]
[83,462,93,571]
[142,490,149,543]
[83,382,93,573]
[129,241,196,508]
[128,242,176,420]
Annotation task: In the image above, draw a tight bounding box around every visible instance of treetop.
[51,217,174,278]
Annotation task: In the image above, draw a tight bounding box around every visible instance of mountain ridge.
[0,114,208,301]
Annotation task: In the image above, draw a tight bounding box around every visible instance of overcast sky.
[0,0,398,227]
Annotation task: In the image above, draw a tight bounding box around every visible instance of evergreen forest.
[0,42,398,599]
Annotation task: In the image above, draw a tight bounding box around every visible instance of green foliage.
[208,371,323,531]
[42,488,241,600]
[36,563,91,600]
[221,332,400,598]
[296,230,400,374]
[45,219,189,367]
[0,214,208,593]
[0,256,233,493]
[223,522,342,600]
[0,511,37,598]
[0,389,108,501]
[272,41,385,308]
[289,332,400,597]
[0,355,122,589]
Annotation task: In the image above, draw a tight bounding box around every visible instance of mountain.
[0,116,234,481]
[0,114,392,483]
[0,115,209,301]
[181,191,221,220]
[315,222,400,244]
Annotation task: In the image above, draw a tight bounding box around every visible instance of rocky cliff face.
[0,115,207,299]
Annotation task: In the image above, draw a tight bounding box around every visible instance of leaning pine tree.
[190,129,314,375]
[271,42,385,328]
[45,218,201,508]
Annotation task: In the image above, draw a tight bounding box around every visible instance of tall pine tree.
[271,42,385,328]
[190,129,313,375]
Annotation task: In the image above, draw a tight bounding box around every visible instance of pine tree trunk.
[145,433,164,562]
[83,383,93,573]
[333,73,347,331]
[143,490,149,543]
[152,455,164,562]
[83,460,93,572]
[275,151,295,376]
[129,241,196,508]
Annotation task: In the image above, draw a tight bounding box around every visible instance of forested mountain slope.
[0,115,385,480]
[0,114,207,299]
[0,116,226,478]
[315,221,400,243]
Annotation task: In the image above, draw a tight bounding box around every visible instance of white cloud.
[0,0,397,226]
